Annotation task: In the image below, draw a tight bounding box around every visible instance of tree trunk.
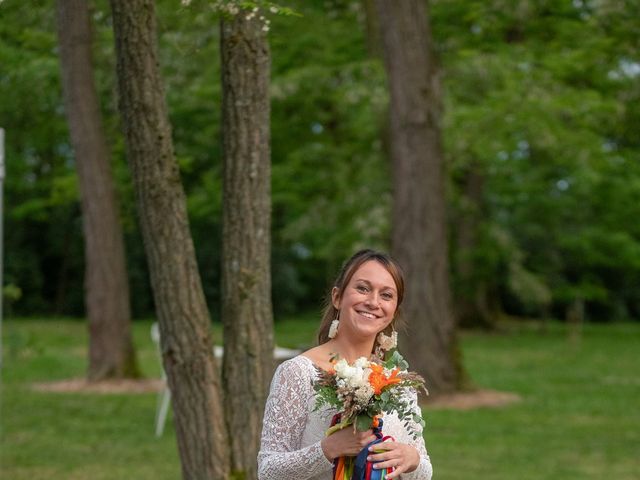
[375,0,465,395]
[109,0,230,477]
[56,0,139,380]
[220,14,275,480]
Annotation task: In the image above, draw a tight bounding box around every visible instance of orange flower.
[368,363,402,395]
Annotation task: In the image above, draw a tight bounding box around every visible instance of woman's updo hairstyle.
[317,249,405,345]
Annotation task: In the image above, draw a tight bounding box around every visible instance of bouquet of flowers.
[313,351,427,479]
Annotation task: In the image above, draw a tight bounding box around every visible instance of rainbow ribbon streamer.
[330,415,395,480]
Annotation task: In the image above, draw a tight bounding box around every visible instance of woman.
[258,250,432,480]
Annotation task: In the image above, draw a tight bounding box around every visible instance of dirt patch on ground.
[31,378,165,394]
[423,389,521,410]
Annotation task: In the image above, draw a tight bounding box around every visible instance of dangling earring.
[377,327,397,351]
[328,313,340,339]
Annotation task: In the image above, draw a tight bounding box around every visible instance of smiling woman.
[318,250,405,351]
[327,260,398,346]
[257,250,432,480]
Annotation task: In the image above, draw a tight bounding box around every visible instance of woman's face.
[332,260,399,339]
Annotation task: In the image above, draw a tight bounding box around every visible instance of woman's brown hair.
[317,249,405,345]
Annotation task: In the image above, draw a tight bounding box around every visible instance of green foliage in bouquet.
[312,350,426,440]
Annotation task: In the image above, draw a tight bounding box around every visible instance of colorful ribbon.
[330,414,395,480]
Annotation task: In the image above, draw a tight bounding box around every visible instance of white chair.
[151,323,172,437]
[151,322,302,436]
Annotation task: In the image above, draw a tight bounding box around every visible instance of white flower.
[334,359,356,379]
[333,359,349,376]
[334,358,371,390]
[347,372,366,389]
[354,357,370,369]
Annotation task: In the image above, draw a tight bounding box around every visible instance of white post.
[0,127,4,370]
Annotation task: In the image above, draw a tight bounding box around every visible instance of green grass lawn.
[1,318,638,479]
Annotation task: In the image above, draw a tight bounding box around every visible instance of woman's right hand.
[320,427,378,461]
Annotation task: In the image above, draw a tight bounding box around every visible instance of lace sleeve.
[257,358,334,480]
[401,389,433,480]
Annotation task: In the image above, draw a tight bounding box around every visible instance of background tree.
[436,0,640,325]
[375,0,464,394]
[2,0,639,327]
[452,161,497,329]
[220,10,274,480]
[109,0,229,477]
[56,0,139,380]
[1,4,86,316]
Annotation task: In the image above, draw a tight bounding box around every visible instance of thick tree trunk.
[375,0,464,395]
[109,1,230,477]
[56,0,138,380]
[220,14,274,480]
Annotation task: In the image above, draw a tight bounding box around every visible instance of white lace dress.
[258,355,433,480]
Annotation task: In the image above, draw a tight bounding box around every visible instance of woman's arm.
[397,389,432,480]
[257,359,334,480]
